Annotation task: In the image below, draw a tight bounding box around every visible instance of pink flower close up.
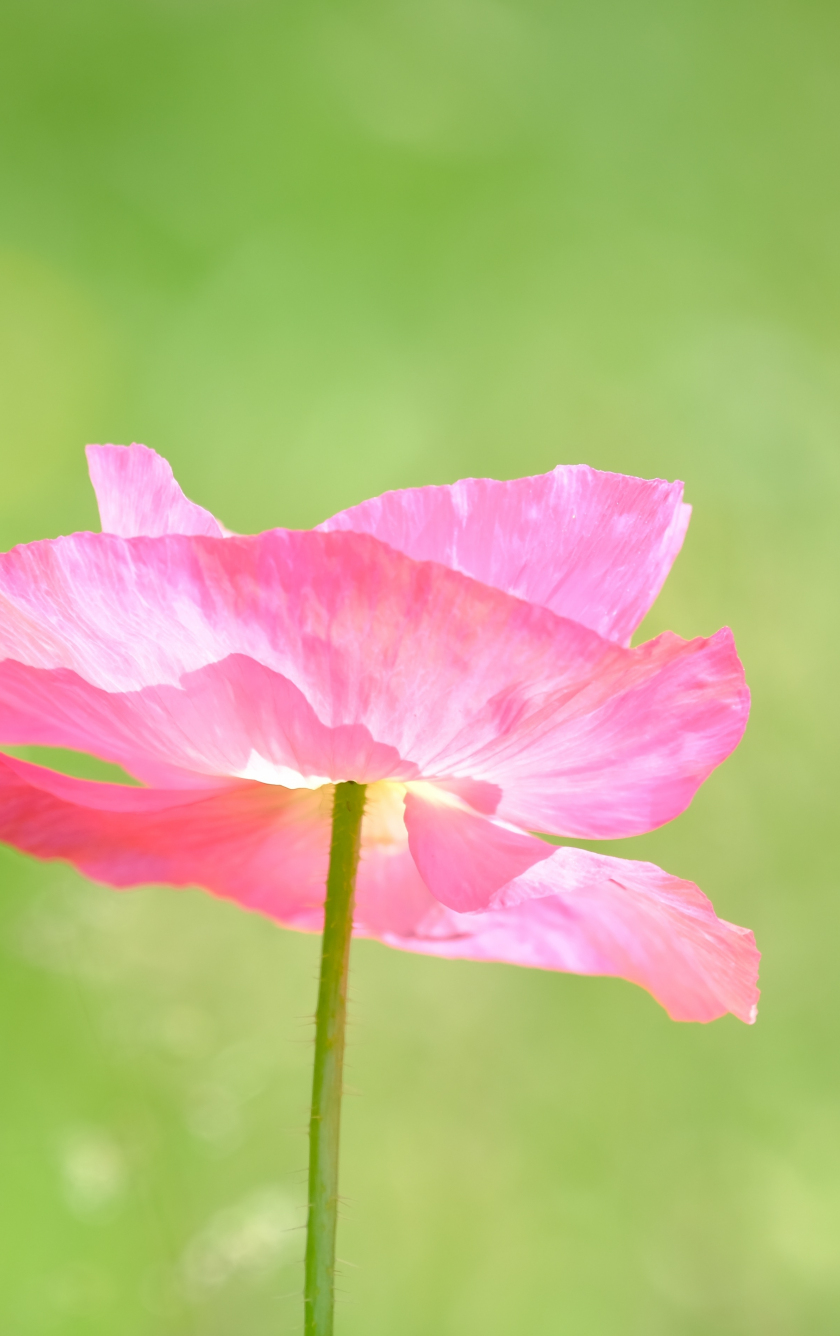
[0,444,758,1023]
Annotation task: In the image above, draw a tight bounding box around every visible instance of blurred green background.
[1,0,838,1332]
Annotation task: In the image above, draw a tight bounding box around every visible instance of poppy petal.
[476,628,750,838]
[86,443,224,539]
[0,751,330,926]
[403,788,552,911]
[0,529,745,836]
[354,843,438,937]
[0,656,413,790]
[378,844,759,1024]
[0,753,758,1022]
[319,464,690,645]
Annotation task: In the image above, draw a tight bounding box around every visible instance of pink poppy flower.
[0,444,758,1023]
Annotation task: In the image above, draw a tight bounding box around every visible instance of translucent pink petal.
[482,628,750,838]
[0,528,746,834]
[0,657,413,789]
[0,751,758,1021]
[0,751,330,927]
[378,844,760,1024]
[0,753,435,938]
[86,443,224,538]
[408,627,748,838]
[403,790,552,911]
[319,465,691,645]
[354,843,438,937]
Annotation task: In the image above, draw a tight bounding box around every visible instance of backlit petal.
[0,529,746,832]
[0,751,758,1022]
[481,628,750,838]
[0,657,412,789]
[0,751,330,926]
[86,443,224,538]
[378,844,760,1024]
[319,465,690,645]
[354,843,438,937]
[403,788,552,911]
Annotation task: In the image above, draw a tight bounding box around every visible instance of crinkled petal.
[354,843,438,937]
[86,443,225,538]
[0,753,759,1022]
[0,529,746,835]
[319,465,691,645]
[377,844,760,1024]
[0,657,412,789]
[0,757,436,936]
[482,628,750,838]
[403,788,552,911]
[0,751,330,926]
[0,756,438,938]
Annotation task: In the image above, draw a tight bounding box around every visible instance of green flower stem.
[304,781,367,1336]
